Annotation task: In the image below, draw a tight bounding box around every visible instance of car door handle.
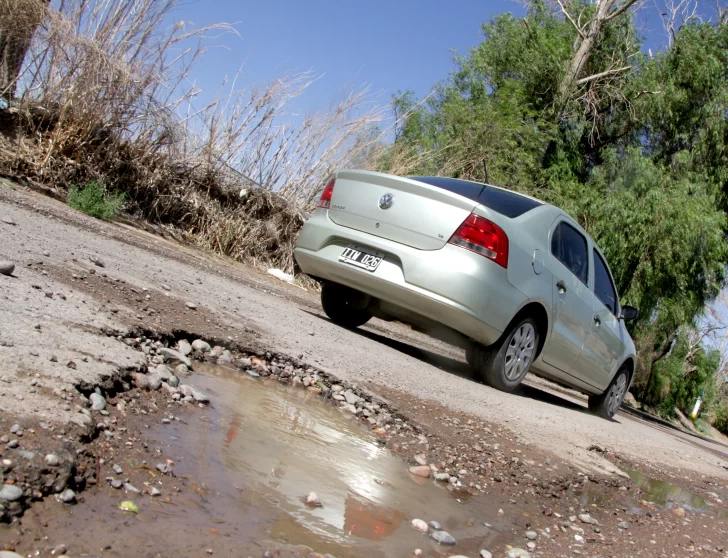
[556,280,567,294]
[593,316,601,327]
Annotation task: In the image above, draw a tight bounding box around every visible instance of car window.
[593,250,617,315]
[551,222,588,284]
[409,176,542,218]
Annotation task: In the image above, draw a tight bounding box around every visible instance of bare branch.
[604,0,641,23]
[556,0,587,38]
[576,65,632,85]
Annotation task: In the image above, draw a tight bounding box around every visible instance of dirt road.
[1,180,728,556]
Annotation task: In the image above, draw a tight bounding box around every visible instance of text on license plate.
[339,245,383,272]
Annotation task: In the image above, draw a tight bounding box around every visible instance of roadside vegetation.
[1,0,728,432]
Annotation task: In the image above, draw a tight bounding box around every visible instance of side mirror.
[620,305,639,322]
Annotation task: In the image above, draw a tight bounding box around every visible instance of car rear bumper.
[294,210,528,346]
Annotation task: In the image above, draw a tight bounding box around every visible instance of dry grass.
[0,0,388,276]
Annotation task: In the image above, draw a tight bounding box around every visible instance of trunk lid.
[327,170,478,250]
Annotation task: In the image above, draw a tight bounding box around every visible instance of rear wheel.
[320,282,372,329]
[473,317,539,392]
[588,367,629,420]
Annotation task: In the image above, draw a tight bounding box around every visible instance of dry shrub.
[0,0,388,275]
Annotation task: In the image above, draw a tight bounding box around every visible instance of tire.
[320,282,372,329]
[588,367,629,420]
[473,317,539,392]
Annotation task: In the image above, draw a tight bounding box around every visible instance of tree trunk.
[555,0,637,110]
[0,0,49,100]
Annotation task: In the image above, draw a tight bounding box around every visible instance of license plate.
[339,244,384,272]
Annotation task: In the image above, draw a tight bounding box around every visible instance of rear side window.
[409,176,542,218]
[551,222,588,284]
[593,250,618,315]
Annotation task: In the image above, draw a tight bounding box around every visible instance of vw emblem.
[378,193,394,210]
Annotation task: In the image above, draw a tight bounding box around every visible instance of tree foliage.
[372,1,728,413]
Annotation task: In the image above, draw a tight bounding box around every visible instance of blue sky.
[175,0,527,113]
[171,0,685,115]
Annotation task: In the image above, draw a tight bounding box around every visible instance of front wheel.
[320,282,372,329]
[588,368,629,420]
[473,317,539,392]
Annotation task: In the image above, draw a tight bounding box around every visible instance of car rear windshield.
[409,176,542,218]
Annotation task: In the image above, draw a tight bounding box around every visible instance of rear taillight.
[317,178,336,209]
[449,214,509,268]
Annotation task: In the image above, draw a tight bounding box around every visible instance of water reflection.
[193,363,517,557]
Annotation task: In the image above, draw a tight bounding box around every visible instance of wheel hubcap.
[504,323,536,381]
[607,373,627,415]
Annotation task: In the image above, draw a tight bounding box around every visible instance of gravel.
[428,521,442,530]
[113,464,123,475]
[0,484,23,502]
[179,384,209,403]
[150,487,161,497]
[411,519,428,532]
[479,551,493,558]
[177,340,192,356]
[526,530,538,540]
[158,348,192,368]
[58,489,76,503]
[578,513,598,525]
[44,454,60,466]
[429,530,456,545]
[0,261,16,276]
[89,392,106,411]
[191,339,211,352]
[506,549,531,558]
[111,480,123,489]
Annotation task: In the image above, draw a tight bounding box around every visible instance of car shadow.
[305,310,621,420]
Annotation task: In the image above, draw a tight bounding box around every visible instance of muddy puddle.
[17,364,527,557]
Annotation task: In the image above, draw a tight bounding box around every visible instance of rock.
[305,492,323,507]
[158,348,192,368]
[156,462,173,475]
[191,339,211,352]
[89,255,105,267]
[343,390,362,405]
[175,364,190,377]
[154,364,174,380]
[177,340,192,356]
[132,373,150,390]
[124,483,141,493]
[113,464,123,475]
[479,551,493,558]
[167,375,180,388]
[186,301,199,309]
[414,454,428,466]
[1,215,16,225]
[578,513,598,525]
[219,353,233,364]
[617,521,629,530]
[210,346,223,358]
[341,403,357,414]
[0,552,24,558]
[179,384,209,403]
[409,466,431,478]
[59,489,76,503]
[45,454,60,466]
[411,519,428,532]
[434,473,450,482]
[89,392,106,411]
[673,507,686,517]
[161,418,171,424]
[10,424,20,434]
[331,384,344,393]
[7,440,18,449]
[428,520,442,530]
[0,261,15,276]
[429,530,456,545]
[150,487,161,497]
[0,484,23,501]
[506,549,531,558]
[148,374,163,390]
[623,391,639,408]
[246,370,260,378]
[111,479,123,489]
[526,530,538,540]
[526,542,536,552]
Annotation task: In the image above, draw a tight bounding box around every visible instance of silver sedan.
[294,170,639,419]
